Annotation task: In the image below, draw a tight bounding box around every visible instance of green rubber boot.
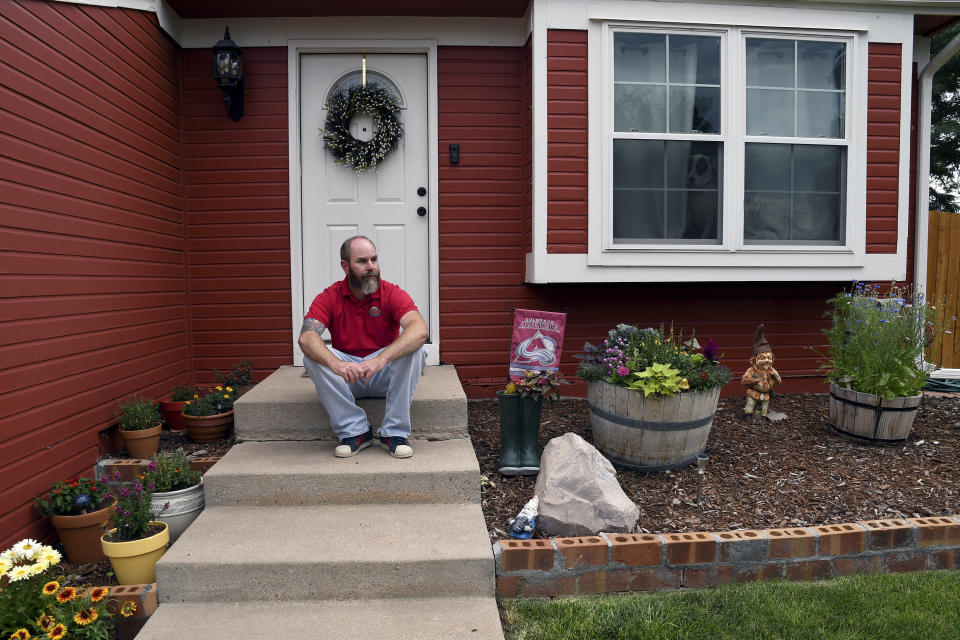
[517,394,543,475]
[497,391,522,475]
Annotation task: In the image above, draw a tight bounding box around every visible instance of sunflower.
[46,624,66,640]
[74,608,98,626]
[120,601,137,617]
[37,614,54,632]
[42,580,60,595]
[56,586,77,603]
[89,586,109,602]
[9,629,30,640]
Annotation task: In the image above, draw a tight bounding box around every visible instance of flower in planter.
[182,386,236,417]
[514,370,568,402]
[104,470,165,542]
[0,539,61,637]
[576,324,732,395]
[34,476,112,517]
[169,384,201,402]
[143,450,201,493]
[820,282,946,399]
[114,395,160,431]
[213,358,254,390]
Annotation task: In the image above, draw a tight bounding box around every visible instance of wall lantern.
[211,27,243,121]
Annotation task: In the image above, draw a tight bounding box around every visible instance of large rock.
[533,433,639,537]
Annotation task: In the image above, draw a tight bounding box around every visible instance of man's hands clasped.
[331,356,386,385]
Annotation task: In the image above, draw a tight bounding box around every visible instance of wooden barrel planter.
[828,382,921,442]
[587,381,721,471]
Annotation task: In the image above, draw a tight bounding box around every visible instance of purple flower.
[123,509,131,517]
[163,502,170,511]
[113,470,121,480]
[133,482,143,492]
[617,366,629,377]
[149,482,156,491]
[120,487,130,498]
[147,460,156,471]
[704,339,719,361]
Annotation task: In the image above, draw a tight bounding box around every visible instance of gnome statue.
[741,324,782,421]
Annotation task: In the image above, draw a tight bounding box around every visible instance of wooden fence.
[927,210,960,368]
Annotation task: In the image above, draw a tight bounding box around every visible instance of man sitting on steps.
[299,235,429,459]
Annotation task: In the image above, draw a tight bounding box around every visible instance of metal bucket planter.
[828,382,921,442]
[587,381,721,471]
[151,478,204,543]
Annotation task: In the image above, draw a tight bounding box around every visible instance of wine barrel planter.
[587,381,721,471]
[828,382,921,442]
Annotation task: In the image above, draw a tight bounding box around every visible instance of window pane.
[669,86,720,133]
[746,89,794,136]
[615,84,666,132]
[614,33,666,82]
[744,144,790,190]
[797,41,845,90]
[746,38,794,88]
[669,35,720,85]
[797,91,844,138]
[613,190,665,241]
[744,143,845,244]
[614,140,721,242]
[793,146,842,191]
[614,140,664,188]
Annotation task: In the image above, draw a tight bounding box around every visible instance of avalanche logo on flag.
[509,308,567,379]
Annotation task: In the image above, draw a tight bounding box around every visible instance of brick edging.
[79,583,157,640]
[494,515,960,597]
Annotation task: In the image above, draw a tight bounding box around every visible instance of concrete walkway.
[136,366,504,639]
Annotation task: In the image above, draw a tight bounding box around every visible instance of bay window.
[603,24,856,255]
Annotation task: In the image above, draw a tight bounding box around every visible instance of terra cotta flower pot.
[181,409,233,443]
[101,521,169,585]
[158,399,189,431]
[50,502,114,563]
[119,423,162,459]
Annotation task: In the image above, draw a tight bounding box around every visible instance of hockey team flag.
[509,308,567,379]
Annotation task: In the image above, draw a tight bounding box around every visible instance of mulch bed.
[469,393,960,540]
[58,393,959,584]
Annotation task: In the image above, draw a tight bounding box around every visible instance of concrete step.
[234,365,468,441]
[156,503,494,602]
[203,439,481,506]
[136,597,504,640]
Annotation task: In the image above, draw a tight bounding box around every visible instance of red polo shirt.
[305,278,419,357]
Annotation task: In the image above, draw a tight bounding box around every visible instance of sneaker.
[334,427,374,458]
[379,435,413,459]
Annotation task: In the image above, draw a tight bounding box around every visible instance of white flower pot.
[151,478,204,543]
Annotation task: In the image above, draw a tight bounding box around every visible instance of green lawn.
[501,570,960,640]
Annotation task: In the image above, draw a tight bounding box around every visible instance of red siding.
[866,43,902,254]
[182,47,291,384]
[0,1,184,549]
[437,45,836,399]
[547,29,588,253]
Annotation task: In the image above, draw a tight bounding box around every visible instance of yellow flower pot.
[101,521,169,585]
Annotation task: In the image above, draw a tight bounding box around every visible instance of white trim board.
[287,40,441,368]
[179,18,526,49]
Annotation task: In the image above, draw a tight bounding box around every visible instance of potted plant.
[213,358,254,397]
[0,538,63,637]
[34,477,114,563]
[181,386,235,443]
[158,384,200,432]
[114,395,162,459]
[576,324,732,471]
[100,470,169,585]
[497,372,567,476]
[821,282,944,442]
[143,449,204,542]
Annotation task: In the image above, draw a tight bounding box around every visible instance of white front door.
[299,53,430,348]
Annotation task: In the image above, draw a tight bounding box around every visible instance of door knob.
[417,186,427,197]
[417,206,427,217]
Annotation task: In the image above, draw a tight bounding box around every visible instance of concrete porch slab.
[203,439,481,506]
[234,365,468,441]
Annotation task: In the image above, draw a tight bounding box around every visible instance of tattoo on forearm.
[300,318,326,336]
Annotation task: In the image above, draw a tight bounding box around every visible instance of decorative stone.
[534,433,639,536]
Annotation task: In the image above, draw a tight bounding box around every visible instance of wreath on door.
[321,84,404,173]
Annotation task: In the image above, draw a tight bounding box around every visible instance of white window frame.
[590,21,867,270]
